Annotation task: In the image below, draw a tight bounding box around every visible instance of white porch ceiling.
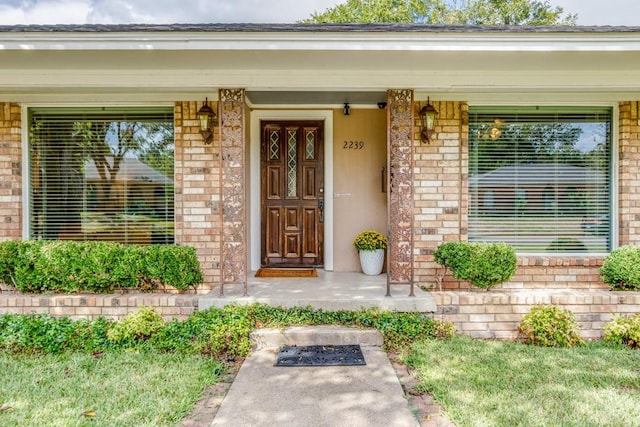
[245,91,387,105]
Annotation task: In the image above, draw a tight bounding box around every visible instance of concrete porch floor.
[198,270,437,313]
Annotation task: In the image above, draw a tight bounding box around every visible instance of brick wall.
[433,290,640,340]
[430,258,606,290]
[509,256,605,289]
[0,293,198,321]
[0,102,22,241]
[619,101,640,246]
[174,101,222,292]
[413,101,468,286]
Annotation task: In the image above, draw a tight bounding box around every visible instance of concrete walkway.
[211,326,420,427]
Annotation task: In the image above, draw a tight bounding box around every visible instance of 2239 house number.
[343,140,365,150]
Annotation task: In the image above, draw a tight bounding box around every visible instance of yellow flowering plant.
[353,230,388,251]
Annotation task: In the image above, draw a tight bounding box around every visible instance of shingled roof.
[1,23,639,33]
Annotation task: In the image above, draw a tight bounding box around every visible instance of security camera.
[377,102,387,109]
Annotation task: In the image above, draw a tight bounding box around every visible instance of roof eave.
[1,23,640,52]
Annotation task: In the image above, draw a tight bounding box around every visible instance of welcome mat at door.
[275,345,366,366]
[255,268,318,278]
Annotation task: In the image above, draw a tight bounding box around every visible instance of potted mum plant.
[353,230,387,275]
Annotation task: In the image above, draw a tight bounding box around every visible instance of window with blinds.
[29,107,174,245]
[468,107,612,253]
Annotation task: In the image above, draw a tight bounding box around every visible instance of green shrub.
[152,306,253,358]
[603,314,640,349]
[434,241,517,289]
[465,243,517,289]
[0,304,455,357]
[107,307,166,345]
[80,241,138,291]
[203,322,253,359]
[364,310,456,351]
[29,240,87,293]
[74,316,114,353]
[0,240,21,287]
[9,240,124,293]
[11,240,45,293]
[600,245,640,290]
[434,241,471,273]
[0,240,203,293]
[519,305,584,348]
[0,313,112,354]
[148,318,200,353]
[140,245,203,291]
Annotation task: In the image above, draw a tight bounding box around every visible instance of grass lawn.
[0,352,221,427]
[407,336,640,427]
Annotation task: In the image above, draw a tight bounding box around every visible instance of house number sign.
[343,140,365,149]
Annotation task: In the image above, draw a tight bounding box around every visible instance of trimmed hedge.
[600,245,640,291]
[0,240,203,293]
[434,241,517,289]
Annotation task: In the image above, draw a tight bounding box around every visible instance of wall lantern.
[419,97,438,144]
[343,103,350,116]
[490,118,504,140]
[197,98,217,145]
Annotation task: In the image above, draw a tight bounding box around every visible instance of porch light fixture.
[419,97,438,144]
[490,118,504,140]
[197,98,217,145]
[343,103,350,116]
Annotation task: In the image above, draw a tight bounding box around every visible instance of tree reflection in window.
[29,108,174,245]
[468,107,611,253]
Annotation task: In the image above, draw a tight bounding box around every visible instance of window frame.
[22,103,176,244]
[466,103,619,255]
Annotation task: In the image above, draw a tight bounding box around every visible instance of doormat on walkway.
[275,345,366,367]
[255,268,318,278]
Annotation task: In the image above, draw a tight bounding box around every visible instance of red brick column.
[218,89,247,293]
[619,101,640,246]
[174,101,222,292]
[413,101,468,287]
[0,102,22,241]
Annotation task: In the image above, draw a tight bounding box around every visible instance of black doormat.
[275,345,366,367]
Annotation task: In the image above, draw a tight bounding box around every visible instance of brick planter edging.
[0,293,199,320]
[2,290,639,342]
[431,290,640,340]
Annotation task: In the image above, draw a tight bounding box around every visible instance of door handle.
[318,199,324,223]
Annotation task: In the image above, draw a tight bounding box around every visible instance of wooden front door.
[261,121,324,267]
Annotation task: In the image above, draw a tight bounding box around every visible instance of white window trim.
[21,104,28,239]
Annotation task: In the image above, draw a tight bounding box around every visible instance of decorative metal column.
[219,88,248,296]
[386,89,415,297]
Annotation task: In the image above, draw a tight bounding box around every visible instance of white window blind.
[468,107,612,253]
[29,107,174,245]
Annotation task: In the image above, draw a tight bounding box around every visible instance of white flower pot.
[358,249,385,275]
